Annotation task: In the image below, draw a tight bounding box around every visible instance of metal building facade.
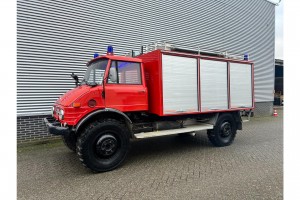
[17,0,275,117]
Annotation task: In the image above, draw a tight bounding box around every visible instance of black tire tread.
[62,132,77,152]
[207,113,237,147]
[76,118,130,172]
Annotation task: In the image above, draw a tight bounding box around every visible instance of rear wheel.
[62,132,77,152]
[207,113,237,147]
[76,119,130,172]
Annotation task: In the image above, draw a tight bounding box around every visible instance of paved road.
[18,111,283,200]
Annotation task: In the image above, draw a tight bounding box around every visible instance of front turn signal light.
[73,102,81,108]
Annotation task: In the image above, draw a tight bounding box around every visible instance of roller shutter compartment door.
[200,59,228,111]
[162,54,198,114]
[230,63,252,108]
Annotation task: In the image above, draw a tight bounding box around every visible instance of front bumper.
[44,117,70,135]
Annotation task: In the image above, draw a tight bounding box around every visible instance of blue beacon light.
[107,46,114,55]
[94,52,99,58]
[244,53,249,61]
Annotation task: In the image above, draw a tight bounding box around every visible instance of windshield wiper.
[80,79,87,85]
[81,79,98,87]
[87,82,98,87]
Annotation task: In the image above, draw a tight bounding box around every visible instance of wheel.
[207,113,237,147]
[62,132,77,152]
[76,119,130,172]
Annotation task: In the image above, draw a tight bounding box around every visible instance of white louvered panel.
[17,0,275,116]
[200,59,228,111]
[162,55,198,114]
[230,63,253,108]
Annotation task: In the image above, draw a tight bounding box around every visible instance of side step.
[134,123,214,139]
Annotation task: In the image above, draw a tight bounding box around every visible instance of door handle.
[137,90,146,93]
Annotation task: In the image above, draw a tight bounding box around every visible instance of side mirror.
[71,73,79,86]
[109,67,117,83]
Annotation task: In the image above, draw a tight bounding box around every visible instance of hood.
[56,85,91,106]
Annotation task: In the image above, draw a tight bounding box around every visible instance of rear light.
[73,102,81,108]
[88,99,97,107]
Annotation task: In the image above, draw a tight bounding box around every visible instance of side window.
[108,61,142,85]
[118,62,141,84]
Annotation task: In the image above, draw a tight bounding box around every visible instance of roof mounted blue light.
[244,53,249,61]
[94,52,99,58]
[107,46,114,55]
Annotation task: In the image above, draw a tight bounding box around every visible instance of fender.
[74,108,132,133]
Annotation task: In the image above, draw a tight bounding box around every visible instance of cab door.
[104,60,148,112]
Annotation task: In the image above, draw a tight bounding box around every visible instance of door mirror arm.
[71,73,79,87]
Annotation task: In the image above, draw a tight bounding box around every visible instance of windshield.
[82,59,108,85]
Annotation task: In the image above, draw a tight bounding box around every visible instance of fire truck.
[44,42,254,172]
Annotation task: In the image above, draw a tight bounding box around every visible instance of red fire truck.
[44,43,254,172]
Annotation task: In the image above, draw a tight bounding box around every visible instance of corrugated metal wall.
[17,0,275,116]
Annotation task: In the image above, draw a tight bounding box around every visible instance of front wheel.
[207,113,237,147]
[76,119,130,172]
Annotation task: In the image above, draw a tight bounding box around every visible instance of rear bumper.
[44,117,70,135]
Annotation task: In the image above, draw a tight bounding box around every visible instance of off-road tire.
[62,132,77,152]
[207,113,237,147]
[76,119,130,172]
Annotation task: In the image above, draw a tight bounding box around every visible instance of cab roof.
[87,54,142,66]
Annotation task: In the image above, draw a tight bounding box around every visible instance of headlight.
[52,106,55,117]
[58,109,64,120]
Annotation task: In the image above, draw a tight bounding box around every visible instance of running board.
[134,124,214,139]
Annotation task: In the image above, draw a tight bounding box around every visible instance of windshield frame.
[82,58,109,86]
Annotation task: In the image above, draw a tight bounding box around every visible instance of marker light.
[94,52,99,58]
[244,53,249,61]
[107,46,113,55]
[73,102,81,108]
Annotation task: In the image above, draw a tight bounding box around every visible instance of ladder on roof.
[142,41,248,60]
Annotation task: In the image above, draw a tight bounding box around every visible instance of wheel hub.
[220,122,232,137]
[95,134,118,157]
